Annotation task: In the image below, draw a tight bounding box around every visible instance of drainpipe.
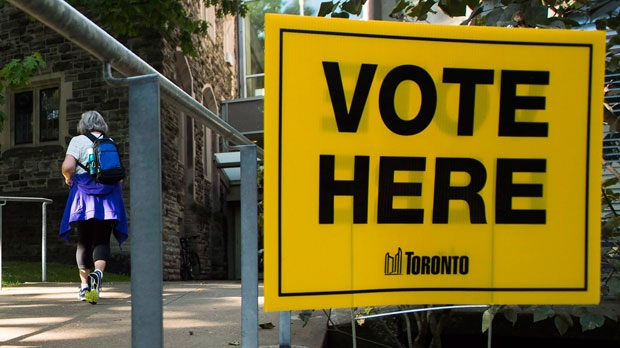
[237,15,247,99]
[7,0,263,158]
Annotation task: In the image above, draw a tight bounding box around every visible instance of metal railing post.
[0,200,4,290]
[128,74,163,348]
[0,197,52,289]
[239,144,258,348]
[279,311,291,348]
[41,202,49,282]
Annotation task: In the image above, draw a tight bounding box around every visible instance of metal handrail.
[7,0,264,159]
[0,196,53,290]
[3,1,261,347]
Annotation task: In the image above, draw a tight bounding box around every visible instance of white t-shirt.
[66,133,104,174]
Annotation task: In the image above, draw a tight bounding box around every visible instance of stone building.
[0,2,243,280]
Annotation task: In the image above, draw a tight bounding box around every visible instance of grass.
[1,261,130,287]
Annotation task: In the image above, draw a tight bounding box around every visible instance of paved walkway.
[0,281,328,348]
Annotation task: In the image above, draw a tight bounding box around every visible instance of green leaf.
[503,307,518,326]
[259,322,276,329]
[579,311,605,331]
[554,313,573,335]
[68,0,213,56]
[228,341,240,346]
[299,310,314,327]
[603,177,620,187]
[608,277,620,298]
[341,0,366,15]
[599,306,618,321]
[406,0,437,20]
[608,258,620,271]
[522,5,548,26]
[461,5,483,25]
[590,0,620,21]
[596,19,608,30]
[0,52,46,101]
[391,0,410,15]
[608,15,620,29]
[485,8,504,26]
[572,306,587,317]
[497,3,520,26]
[608,56,620,73]
[318,1,337,16]
[533,306,555,323]
[438,0,467,17]
[554,17,581,28]
[544,19,567,29]
[332,11,350,18]
[420,0,438,15]
[481,309,492,333]
[465,0,480,10]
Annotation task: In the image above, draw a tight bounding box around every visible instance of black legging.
[75,219,113,269]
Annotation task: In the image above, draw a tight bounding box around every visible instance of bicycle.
[180,235,201,280]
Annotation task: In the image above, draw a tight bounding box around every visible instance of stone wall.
[158,3,236,279]
[0,5,131,272]
[0,3,237,280]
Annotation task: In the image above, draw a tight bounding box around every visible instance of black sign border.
[276,27,596,297]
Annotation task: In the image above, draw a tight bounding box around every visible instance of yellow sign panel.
[263,14,605,311]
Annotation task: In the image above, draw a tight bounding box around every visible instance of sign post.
[264,14,605,311]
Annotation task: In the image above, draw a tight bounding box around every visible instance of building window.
[242,14,265,98]
[200,2,217,42]
[241,1,318,97]
[13,85,60,145]
[202,85,218,179]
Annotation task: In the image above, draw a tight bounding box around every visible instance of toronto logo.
[384,248,403,275]
[384,248,470,275]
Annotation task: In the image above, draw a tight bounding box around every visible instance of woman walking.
[59,110,128,304]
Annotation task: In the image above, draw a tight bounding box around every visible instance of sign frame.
[264,14,605,311]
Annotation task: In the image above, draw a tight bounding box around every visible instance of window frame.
[3,73,69,149]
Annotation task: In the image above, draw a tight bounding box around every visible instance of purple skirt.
[59,173,128,245]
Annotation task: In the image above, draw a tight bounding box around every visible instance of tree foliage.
[67,0,215,57]
[318,0,367,17]
[318,0,620,71]
[0,52,45,132]
[205,0,249,18]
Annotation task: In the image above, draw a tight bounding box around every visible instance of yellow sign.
[263,14,605,311]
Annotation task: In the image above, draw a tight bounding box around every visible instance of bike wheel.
[189,253,201,280]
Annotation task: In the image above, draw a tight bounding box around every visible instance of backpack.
[77,133,125,184]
